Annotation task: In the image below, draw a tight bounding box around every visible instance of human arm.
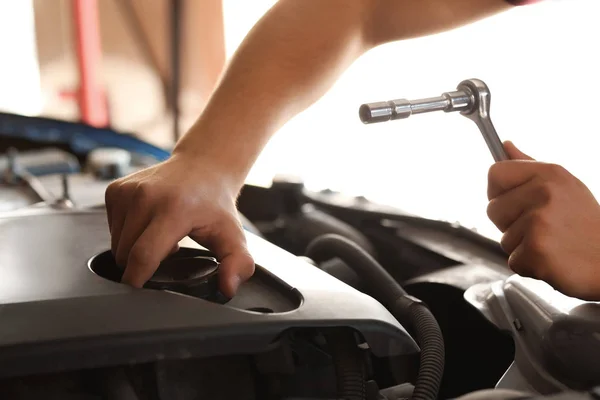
[487,142,600,301]
[106,0,514,297]
[175,0,513,182]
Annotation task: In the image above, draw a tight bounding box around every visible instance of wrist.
[170,71,285,191]
[171,130,253,195]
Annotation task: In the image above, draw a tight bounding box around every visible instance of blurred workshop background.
[0,0,598,240]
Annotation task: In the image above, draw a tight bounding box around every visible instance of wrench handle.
[456,79,509,162]
[470,116,509,162]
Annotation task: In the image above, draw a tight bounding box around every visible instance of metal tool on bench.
[358,78,509,162]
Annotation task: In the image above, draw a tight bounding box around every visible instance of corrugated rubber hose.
[305,234,445,400]
[324,328,367,400]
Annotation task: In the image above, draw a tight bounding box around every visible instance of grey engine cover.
[0,207,418,379]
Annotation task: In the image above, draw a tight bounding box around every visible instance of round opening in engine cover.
[88,248,226,303]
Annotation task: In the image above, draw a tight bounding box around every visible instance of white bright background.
[223,0,600,241]
[0,0,42,116]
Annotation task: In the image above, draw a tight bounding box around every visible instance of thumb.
[504,140,535,161]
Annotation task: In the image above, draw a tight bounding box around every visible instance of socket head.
[359,99,411,124]
[456,79,491,118]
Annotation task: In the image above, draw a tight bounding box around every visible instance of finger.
[105,186,114,233]
[499,210,533,255]
[487,176,547,232]
[190,216,255,298]
[507,242,536,279]
[111,206,126,252]
[115,206,152,267]
[487,160,554,200]
[486,141,536,200]
[122,217,189,287]
[109,190,133,258]
[504,141,535,161]
[218,251,255,298]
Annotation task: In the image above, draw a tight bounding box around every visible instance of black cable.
[323,328,367,400]
[306,233,407,300]
[305,234,445,400]
[170,0,183,142]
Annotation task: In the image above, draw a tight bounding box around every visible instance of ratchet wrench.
[358,78,509,162]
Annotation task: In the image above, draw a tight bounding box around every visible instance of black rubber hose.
[399,299,445,400]
[287,206,377,256]
[305,234,407,301]
[323,328,367,400]
[305,234,444,400]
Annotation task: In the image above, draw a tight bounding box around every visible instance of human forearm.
[174,0,372,183]
[174,0,511,187]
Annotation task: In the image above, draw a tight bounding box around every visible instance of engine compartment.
[1,112,599,400]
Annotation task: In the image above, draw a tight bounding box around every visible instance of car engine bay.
[1,111,599,400]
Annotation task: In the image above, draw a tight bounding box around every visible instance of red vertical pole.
[72,0,108,127]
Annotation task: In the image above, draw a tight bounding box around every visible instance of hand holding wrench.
[358,78,509,162]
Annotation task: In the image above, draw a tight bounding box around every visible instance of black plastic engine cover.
[0,208,418,379]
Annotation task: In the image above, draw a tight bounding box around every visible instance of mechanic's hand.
[105,152,255,298]
[487,141,600,301]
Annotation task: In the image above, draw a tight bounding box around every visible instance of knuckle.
[165,191,190,212]
[508,255,531,277]
[544,163,569,180]
[487,162,510,199]
[133,183,153,204]
[106,181,123,200]
[525,234,548,259]
[507,255,519,273]
[507,250,536,279]
[535,180,555,204]
[106,182,117,196]
[486,199,506,230]
[243,251,256,267]
[486,199,497,220]
[499,235,512,254]
[488,162,502,182]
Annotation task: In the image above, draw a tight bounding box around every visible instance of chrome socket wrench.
[358,78,508,162]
